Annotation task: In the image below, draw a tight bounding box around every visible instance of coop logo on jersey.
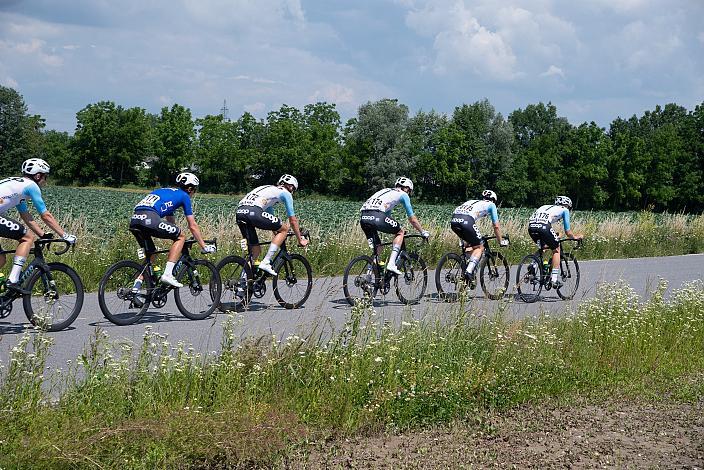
[158,222,178,234]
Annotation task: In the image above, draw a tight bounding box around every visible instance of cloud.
[1,76,18,88]
[243,102,266,114]
[309,83,355,104]
[541,65,565,78]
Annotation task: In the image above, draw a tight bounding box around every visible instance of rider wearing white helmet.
[359,176,429,275]
[130,171,215,289]
[0,158,77,293]
[236,174,308,276]
[528,196,583,288]
[450,190,508,284]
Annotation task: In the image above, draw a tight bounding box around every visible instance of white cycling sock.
[9,256,26,283]
[551,268,559,283]
[387,244,402,267]
[164,261,176,277]
[465,256,481,275]
[262,243,279,264]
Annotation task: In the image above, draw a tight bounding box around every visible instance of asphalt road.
[1,253,702,371]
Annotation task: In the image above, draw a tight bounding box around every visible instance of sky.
[0,0,702,132]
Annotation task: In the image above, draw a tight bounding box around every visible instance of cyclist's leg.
[360,212,382,257]
[451,214,482,277]
[545,227,561,285]
[0,214,32,285]
[376,215,403,272]
[132,211,182,285]
[238,207,283,274]
[236,212,259,259]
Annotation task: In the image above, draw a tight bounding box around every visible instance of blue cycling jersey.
[0,177,47,215]
[134,188,193,217]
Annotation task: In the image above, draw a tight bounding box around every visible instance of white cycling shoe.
[386,263,402,275]
[160,273,184,288]
[258,260,277,276]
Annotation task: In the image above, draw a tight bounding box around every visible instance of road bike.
[218,230,313,311]
[0,235,83,331]
[343,234,428,306]
[515,238,582,303]
[435,235,510,302]
[98,238,221,325]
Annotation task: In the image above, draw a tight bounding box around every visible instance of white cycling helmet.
[22,158,50,175]
[176,172,199,188]
[278,174,299,191]
[482,189,497,203]
[395,177,414,192]
[555,195,572,209]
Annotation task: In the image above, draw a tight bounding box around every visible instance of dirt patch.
[291,398,704,468]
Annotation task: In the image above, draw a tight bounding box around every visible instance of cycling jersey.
[361,188,414,216]
[238,185,295,217]
[529,205,570,231]
[453,199,498,223]
[134,188,193,217]
[0,177,47,215]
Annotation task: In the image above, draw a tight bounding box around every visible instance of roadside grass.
[1,280,703,468]
[30,209,704,292]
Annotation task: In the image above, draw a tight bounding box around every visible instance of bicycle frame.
[532,238,582,288]
[368,234,425,291]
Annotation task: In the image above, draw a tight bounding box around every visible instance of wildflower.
[374,356,383,363]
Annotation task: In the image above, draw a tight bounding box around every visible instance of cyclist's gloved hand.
[500,239,509,247]
[201,244,216,254]
[63,233,77,244]
[40,233,54,240]
[298,237,310,248]
[421,230,430,239]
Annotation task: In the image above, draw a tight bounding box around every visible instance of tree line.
[2,85,702,211]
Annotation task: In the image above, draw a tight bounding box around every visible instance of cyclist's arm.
[288,215,304,240]
[562,210,583,240]
[18,211,45,237]
[185,215,207,249]
[401,193,424,232]
[39,211,67,238]
[489,204,503,240]
[21,184,67,237]
[407,215,423,232]
[280,191,307,244]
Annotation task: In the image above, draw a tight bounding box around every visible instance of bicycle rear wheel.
[216,255,251,312]
[557,252,580,300]
[273,253,313,309]
[395,252,427,305]
[24,262,84,332]
[515,254,543,303]
[480,252,510,300]
[342,255,378,307]
[435,252,466,302]
[98,260,150,326]
[175,259,222,319]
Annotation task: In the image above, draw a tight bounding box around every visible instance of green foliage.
[0,86,45,175]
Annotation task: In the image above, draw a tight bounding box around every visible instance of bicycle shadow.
[0,321,79,335]
[89,309,192,327]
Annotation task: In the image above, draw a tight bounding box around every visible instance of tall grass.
[23,210,704,291]
[1,280,703,468]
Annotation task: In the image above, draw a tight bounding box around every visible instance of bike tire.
[216,255,252,312]
[480,252,510,300]
[23,262,84,332]
[395,252,427,305]
[434,252,466,302]
[515,254,543,303]
[273,253,313,309]
[342,255,378,307]
[98,260,151,326]
[175,259,222,319]
[557,252,580,300]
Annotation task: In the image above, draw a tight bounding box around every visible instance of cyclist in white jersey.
[236,174,308,276]
[450,190,509,283]
[359,177,430,275]
[528,196,583,288]
[0,159,77,293]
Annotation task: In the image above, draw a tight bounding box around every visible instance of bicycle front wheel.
[24,262,84,332]
[557,252,580,300]
[342,255,378,307]
[98,260,150,326]
[273,253,313,309]
[395,252,427,305]
[515,254,543,303]
[435,252,466,302]
[175,259,222,320]
[217,255,252,312]
[480,252,510,300]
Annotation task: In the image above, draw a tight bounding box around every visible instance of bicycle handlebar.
[559,237,584,249]
[287,228,310,239]
[185,237,217,249]
[35,236,72,256]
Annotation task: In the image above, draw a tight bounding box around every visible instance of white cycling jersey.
[361,188,414,215]
[453,199,498,222]
[529,205,568,225]
[0,177,46,215]
[238,185,295,216]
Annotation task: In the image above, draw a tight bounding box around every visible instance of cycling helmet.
[555,195,572,209]
[278,174,299,191]
[22,158,50,175]
[176,172,199,188]
[482,189,497,203]
[395,177,414,192]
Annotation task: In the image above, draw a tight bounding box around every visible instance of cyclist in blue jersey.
[130,172,215,288]
[450,190,509,284]
[0,158,77,293]
[236,174,308,276]
[359,177,430,275]
[528,196,583,288]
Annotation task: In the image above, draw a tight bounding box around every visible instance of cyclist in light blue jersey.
[0,158,77,293]
[236,174,308,276]
[359,177,430,275]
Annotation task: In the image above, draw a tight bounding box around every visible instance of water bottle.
[0,272,5,294]
[153,265,162,279]
[542,259,550,275]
